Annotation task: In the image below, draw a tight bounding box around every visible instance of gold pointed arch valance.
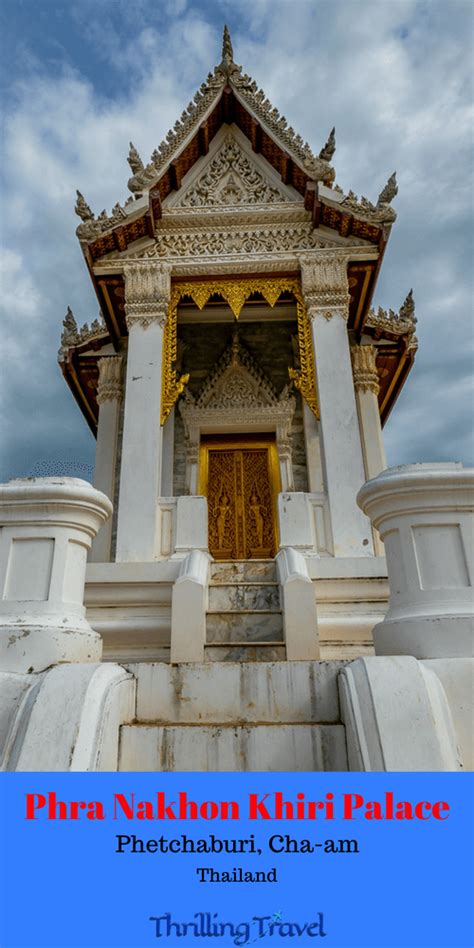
[161,277,319,424]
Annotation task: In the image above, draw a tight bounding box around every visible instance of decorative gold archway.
[160,277,318,425]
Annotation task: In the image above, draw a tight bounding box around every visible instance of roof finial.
[399,288,416,323]
[222,24,234,65]
[61,306,79,348]
[128,142,144,174]
[377,172,398,206]
[74,190,94,222]
[319,127,336,162]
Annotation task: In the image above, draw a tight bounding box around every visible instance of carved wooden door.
[201,439,279,560]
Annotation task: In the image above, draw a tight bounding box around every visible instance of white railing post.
[0,478,112,673]
[358,463,474,658]
[276,547,320,660]
[171,550,211,663]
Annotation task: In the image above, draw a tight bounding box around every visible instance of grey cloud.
[1,0,473,482]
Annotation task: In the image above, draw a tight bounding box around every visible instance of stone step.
[206,611,283,643]
[210,560,277,584]
[205,644,286,663]
[128,661,342,724]
[208,583,280,613]
[118,723,348,771]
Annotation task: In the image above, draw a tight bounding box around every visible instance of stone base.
[2,657,470,772]
[373,616,474,660]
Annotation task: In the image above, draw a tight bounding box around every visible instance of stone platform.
[119,660,347,771]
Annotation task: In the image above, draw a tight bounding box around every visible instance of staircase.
[205,559,285,662]
[119,661,348,771]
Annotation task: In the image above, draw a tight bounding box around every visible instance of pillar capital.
[351,344,380,395]
[123,260,172,329]
[96,355,123,404]
[299,251,351,321]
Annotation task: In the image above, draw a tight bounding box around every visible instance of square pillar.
[300,253,373,557]
[351,345,387,479]
[90,356,123,562]
[116,262,171,562]
[351,345,387,556]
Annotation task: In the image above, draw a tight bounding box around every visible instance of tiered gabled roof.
[74,26,398,260]
[62,27,413,435]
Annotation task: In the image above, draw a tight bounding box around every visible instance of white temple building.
[0,29,472,772]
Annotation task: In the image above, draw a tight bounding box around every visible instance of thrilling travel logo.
[148,912,327,943]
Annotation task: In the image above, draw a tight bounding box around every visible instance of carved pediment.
[190,333,288,408]
[174,133,296,208]
[179,333,296,441]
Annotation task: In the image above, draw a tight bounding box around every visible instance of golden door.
[199,436,280,560]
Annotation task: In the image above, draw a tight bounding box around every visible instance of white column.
[300,253,373,557]
[90,356,123,562]
[116,262,171,562]
[0,478,112,673]
[351,345,386,555]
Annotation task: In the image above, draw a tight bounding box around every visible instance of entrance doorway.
[199,435,280,560]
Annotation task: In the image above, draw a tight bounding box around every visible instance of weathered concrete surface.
[0,672,38,770]
[422,658,474,771]
[119,723,347,771]
[339,656,465,772]
[128,660,343,724]
[1,664,135,772]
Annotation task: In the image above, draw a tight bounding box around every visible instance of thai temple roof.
[61,26,416,435]
[74,26,398,257]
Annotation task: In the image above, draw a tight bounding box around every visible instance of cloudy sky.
[1,0,472,483]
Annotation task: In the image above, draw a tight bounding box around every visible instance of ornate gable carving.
[179,333,295,442]
[175,134,292,208]
[196,332,283,408]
